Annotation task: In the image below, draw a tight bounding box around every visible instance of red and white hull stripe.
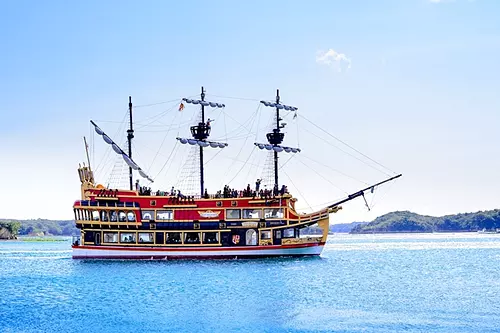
[72,242,325,259]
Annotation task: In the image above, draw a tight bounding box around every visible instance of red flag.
[178,102,185,111]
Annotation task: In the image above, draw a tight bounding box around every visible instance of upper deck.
[72,186,332,228]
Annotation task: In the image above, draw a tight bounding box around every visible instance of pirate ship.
[72,88,401,259]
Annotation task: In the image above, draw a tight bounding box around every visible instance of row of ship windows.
[141,208,284,220]
[84,229,297,245]
[97,231,219,244]
[75,210,136,222]
[75,208,285,222]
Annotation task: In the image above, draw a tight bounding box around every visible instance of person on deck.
[255,179,261,192]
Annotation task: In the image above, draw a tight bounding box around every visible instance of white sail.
[90,120,154,183]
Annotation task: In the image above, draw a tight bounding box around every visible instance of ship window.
[203,232,219,244]
[150,200,156,206]
[260,230,271,240]
[216,201,222,207]
[264,208,284,219]
[156,210,173,221]
[226,209,241,219]
[118,211,126,222]
[283,228,295,238]
[84,231,95,243]
[275,230,281,239]
[141,210,154,221]
[103,232,118,243]
[166,232,181,244]
[242,209,261,219]
[155,232,164,245]
[110,211,118,222]
[246,229,257,245]
[138,232,154,243]
[184,232,201,244]
[120,232,136,243]
[231,201,238,207]
[127,211,136,222]
[92,210,100,221]
[100,211,109,222]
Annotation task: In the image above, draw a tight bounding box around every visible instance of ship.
[72,87,401,259]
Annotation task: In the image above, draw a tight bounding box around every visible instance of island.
[0,219,78,239]
[351,210,500,233]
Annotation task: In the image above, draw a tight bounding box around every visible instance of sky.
[1,0,500,224]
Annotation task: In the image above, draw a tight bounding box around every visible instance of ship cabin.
[73,184,331,249]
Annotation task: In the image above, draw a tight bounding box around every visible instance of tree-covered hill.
[351,210,500,233]
[0,219,78,238]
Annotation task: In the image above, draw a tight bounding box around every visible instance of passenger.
[255,179,261,192]
[280,185,286,196]
[135,180,140,192]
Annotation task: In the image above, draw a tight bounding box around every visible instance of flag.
[178,102,184,111]
[293,112,297,119]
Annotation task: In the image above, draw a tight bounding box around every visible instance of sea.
[1,233,500,333]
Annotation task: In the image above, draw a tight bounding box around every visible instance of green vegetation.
[351,210,500,233]
[302,222,368,234]
[0,219,78,238]
[0,220,22,239]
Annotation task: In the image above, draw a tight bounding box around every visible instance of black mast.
[265,89,285,195]
[127,96,134,190]
[182,87,225,198]
[200,87,206,197]
[273,90,280,192]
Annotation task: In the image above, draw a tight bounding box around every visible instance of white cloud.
[316,49,352,72]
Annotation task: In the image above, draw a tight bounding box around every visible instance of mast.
[273,89,281,193]
[200,87,206,197]
[177,87,227,197]
[127,96,134,190]
[83,136,91,170]
[255,91,299,192]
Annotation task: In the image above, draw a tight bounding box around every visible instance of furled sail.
[183,98,225,109]
[176,137,228,149]
[90,120,154,183]
[254,142,301,153]
[260,100,298,112]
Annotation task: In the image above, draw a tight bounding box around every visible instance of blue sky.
[1,0,499,223]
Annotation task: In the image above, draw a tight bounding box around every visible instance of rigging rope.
[133,97,191,108]
[299,114,397,176]
[295,158,348,194]
[281,168,312,211]
[154,136,179,179]
[300,124,391,177]
[299,154,369,186]
[221,105,260,184]
[227,146,257,185]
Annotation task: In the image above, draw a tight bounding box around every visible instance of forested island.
[351,210,500,233]
[0,219,77,239]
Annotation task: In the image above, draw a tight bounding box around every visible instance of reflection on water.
[1,233,500,332]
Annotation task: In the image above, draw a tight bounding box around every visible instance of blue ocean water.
[1,233,500,333]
